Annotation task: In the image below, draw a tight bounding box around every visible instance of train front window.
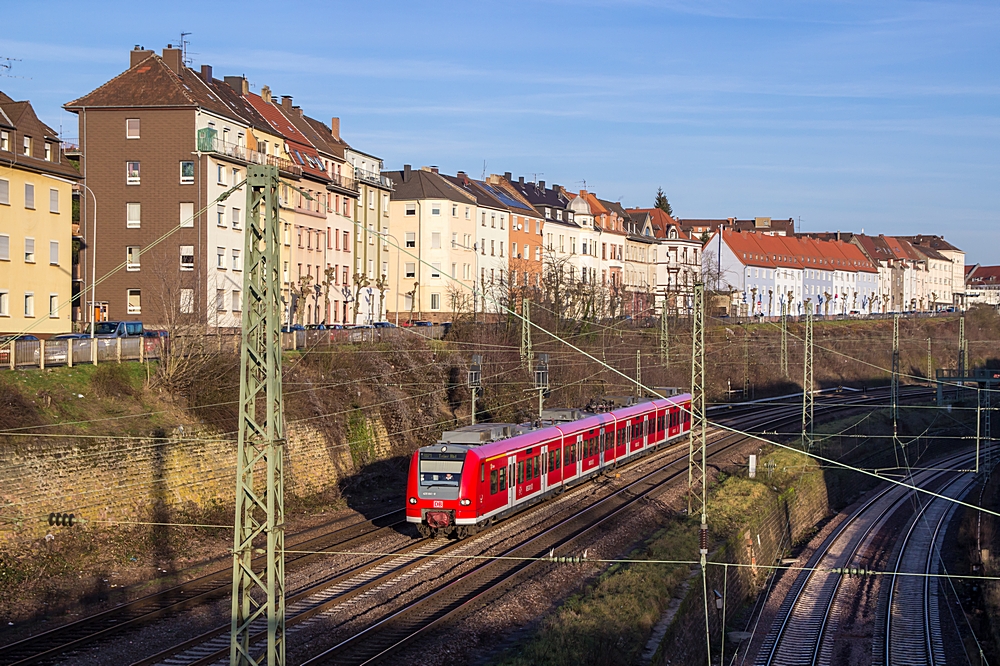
[418,451,464,487]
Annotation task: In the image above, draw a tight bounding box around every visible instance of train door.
[507,454,517,506]
[546,439,562,487]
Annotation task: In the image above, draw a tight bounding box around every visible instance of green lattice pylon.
[230,165,285,666]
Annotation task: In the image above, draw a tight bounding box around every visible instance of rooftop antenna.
[179,32,192,67]
[576,179,588,190]
[0,57,29,79]
[532,173,544,183]
[481,159,487,180]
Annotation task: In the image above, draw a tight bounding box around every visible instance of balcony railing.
[196,133,302,177]
[354,167,392,189]
[328,171,358,193]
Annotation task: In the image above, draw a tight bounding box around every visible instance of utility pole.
[742,324,750,400]
[984,386,993,480]
[230,165,285,666]
[520,299,532,369]
[469,354,483,425]
[926,337,932,385]
[780,300,788,378]
[660,302,669,367]
[636,349,642,396]
[958,314,966,379]
[801,302,814,450]
[891,314,900,434]
[533,353,550,420]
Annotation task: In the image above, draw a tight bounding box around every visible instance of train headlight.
[409,497,418,505]
[460,498,471,506]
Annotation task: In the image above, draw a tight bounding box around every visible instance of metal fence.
[0,325,449,371]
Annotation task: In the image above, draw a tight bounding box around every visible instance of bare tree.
[351,272,370,325]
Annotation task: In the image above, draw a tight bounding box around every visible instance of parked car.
[0,334,39,365]
[51,333,89,340]
[143,329,169,354]
[88,321,144,338]
[412,321,433,327]
[281,324,305,333]
[305,324,327,330]
[373,321,396,328]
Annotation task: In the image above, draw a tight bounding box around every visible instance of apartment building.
[484,174,545,296]
[626,207,702,314]
[347,146,392,324]
[0,92,80,334]
[381,165,478,322]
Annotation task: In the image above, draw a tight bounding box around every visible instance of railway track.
[0,387,923,666]
[879,472,978,666]
[754,450,978,666]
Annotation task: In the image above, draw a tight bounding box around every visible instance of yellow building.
[0,92,80,335]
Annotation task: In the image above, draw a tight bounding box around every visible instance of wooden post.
[9,341,13,369]
[39,340,45,369]
[139,336,145,363]
[116,337,122,363]
[67,338,73,367]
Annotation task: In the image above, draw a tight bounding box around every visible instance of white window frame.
[126,118,140,139]
[49,240,59,265]
[24,183,34,209]
[0,290,8,316]
[49,188,59,213]
[126,161,140,185]
[24,292,34,317]
[126,289,141,314]
[179,202,194,228]
[180,161,194,184]
[48,294,59,318]
[217,247,226,269]
[180,245,195,271]
[126,245,140,271]
[24,237,35,263]
[180,288,194,314]
[0,178,8,205]
[127,202,141,228]
[232,249,242,271]
[0,234,8,261]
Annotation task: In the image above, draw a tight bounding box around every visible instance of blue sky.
[2,1,998,262]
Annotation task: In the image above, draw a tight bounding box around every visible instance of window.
[382,194,389,214]
[217,204,226,227]
[0,131,7,151]
[216,289,226,311]
[431,263,441,278]
[405,232,416,248]
[180,161,194,184]
[24,183,34,209]
[180,202,194,227]
[500,214,505,230]
[180,288,194,313]
[124,245,141,271]
[368,190,375,209]
[405,204,416,216]
[490,240,495,256]
[126,202,141,228]
[463,264,470,280]
[0,178,7,205]
[431,203,441,216]
[126,289,141,314]
[451,262,457,278]
[405,262,416,279]
[491,213,496,228]
[24,293,34,317]
[431,232,441,249]
[180,245,194,271]
[452,204,457,216]
[343,230,349,249]
[44,143,52,161]
[232,249,241,271]
[49,241,59,265]
[232,290,242,312]
[24,238,35,263]
[216,163,226,184]
[126,118,140,139]
[126,161,140,184]
[465,206,471,219]
[0,234,7,260]
[430,293,440,310]
[0,291,7,316]
[481,212,486,227]
[23,136,31,156]
[217,247,226,269]
[49,294,59,317]
[232,207,241,229]
[232,168,239,184]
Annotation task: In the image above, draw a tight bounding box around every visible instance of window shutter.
[49,188,59,213]
[0,179,8,205]
[24,183,34,209]
[0,235,7,260]
[50,241,59,265]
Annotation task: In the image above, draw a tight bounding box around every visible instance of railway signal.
[533,353,550,419]
[469,354,483,425]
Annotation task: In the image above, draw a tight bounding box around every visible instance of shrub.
[90,363,139,399]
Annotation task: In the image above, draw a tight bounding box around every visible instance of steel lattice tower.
[636,349,642,395]
[984,387,993,479]
[958,314,966,379]
[230,165,285,666]
[688,283,706,520]
[780,300,788,378]
[520,299,532,369]
[891,314,900,428]
[801,303,814,449]
[660,302,669,367]
[743,324,750,399]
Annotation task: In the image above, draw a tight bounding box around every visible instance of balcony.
[328,171,358,194]
[354,167,392,189]
[196,130,302,177]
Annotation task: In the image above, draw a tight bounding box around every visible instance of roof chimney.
[403,164,412,182]
[199,64,213,83]
[430,166,439,174]
[260,85,272,103]
[224,75,249,95]
[538,180,545,190]
[330,117,340,140]
[281,95,293,112]
[130,45,154,68]
[161,46,182,74]
[518,176,524,185]
[504,171,512,181]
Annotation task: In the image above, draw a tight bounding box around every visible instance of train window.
[499,467,506,491]
[518,461,525,484]
[480,463,485,483]
[490,470,498,494]
[535,455,540,477]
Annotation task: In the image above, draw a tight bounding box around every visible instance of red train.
[406,393,692,537]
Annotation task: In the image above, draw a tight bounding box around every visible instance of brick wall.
[0,419,385,544]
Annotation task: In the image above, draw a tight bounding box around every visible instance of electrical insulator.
[699,523,708,555]
[48,512,76,527]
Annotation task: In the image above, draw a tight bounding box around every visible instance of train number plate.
[433,500,444,508]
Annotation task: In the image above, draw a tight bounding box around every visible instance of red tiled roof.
[245,92,328,181]
[719,230,876,273]
[627,208,688,240]
[968,265,1000,285]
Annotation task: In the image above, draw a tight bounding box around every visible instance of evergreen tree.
[654,187,673,216]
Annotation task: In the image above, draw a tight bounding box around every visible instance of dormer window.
[23,136,31,156]
[556,210,563,221]
[544,207,551,219]
[44,143,52,161]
